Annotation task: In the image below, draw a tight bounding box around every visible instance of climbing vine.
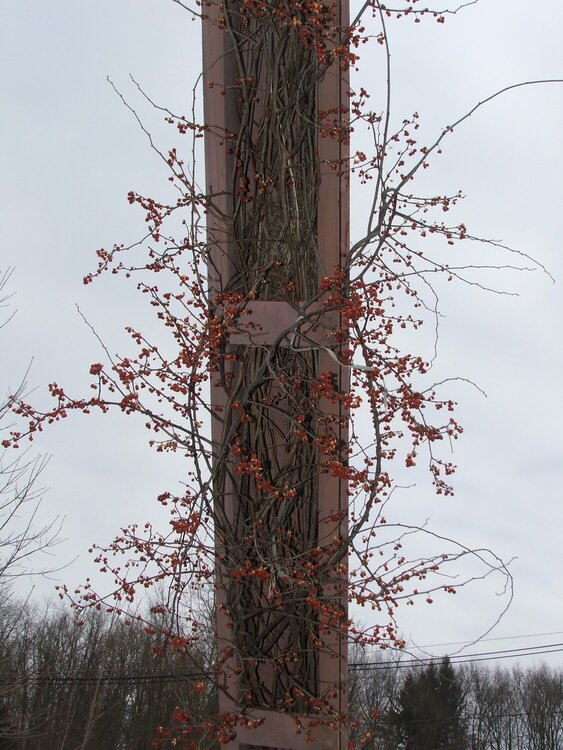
[5,1,558,747]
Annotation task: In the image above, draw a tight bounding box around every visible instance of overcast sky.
[1,0,562,668]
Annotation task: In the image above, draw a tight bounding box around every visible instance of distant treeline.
[0,601,216,750]
[0,602,561,749]
[350,647,562,749]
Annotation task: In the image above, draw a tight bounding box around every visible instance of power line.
[40,708,563,732]
[372,709,563,727]
[349,642,563,670]
[442,646,563,666]
[3,643,562,684]
[7,710,563,737]
[414,629,563,649]
[0,669,211,684]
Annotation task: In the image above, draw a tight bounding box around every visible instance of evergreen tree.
[392,656,468,750]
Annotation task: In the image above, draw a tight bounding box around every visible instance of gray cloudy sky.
[1,0,562,667]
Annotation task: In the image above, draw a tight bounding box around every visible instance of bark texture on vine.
[201,1,352,737]
[5,1,551,747]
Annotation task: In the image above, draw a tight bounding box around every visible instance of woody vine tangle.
[6,0,558,745]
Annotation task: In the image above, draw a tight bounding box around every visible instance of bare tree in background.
[3,0,562,745]
[0,269,62,602]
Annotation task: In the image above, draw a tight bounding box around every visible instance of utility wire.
[9,710,563,736]
[350,642,563,671]
[371,709,563,727]
[2,643,562,684]
[0,670,211,684]
[414,629,563,649]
